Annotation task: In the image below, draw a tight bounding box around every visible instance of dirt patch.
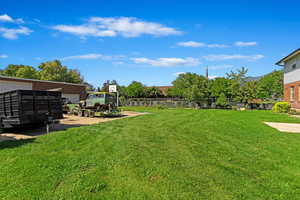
[0,111,147,142]
[265,122,300,133]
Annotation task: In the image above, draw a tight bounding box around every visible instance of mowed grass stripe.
[1,108,300,199]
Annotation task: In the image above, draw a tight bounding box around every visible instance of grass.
[1,108,300,199]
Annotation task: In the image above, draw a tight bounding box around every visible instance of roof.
[276,48,300,66]
[0,75,86,87]
[146,86,173,90]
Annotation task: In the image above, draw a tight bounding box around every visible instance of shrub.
[272,102,291,113]
[216,93,228,107]
[288,109,300,115]
[154,105,168,110]
[231,106,238,110]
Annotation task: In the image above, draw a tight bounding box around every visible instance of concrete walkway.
[265,122,300,133]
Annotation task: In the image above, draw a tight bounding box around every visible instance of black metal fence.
[121,98,274,110]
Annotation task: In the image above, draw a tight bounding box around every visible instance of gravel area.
[0,111,146,142]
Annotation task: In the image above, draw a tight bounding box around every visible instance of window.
[290,86,295,101]
[88,94,96,99]
[292,64,297,70]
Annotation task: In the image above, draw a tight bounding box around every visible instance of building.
[0,75,86,103]
[276,48,300,109]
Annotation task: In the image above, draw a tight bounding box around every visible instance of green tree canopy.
[0,60,84,84]
[0,64,38,79]
[38,60,83,83]
[256,70,283,100]
[171,73,210,102]
[226,67,250,102]
[125,81,146,98]
[210,77,232,98]
[216,92,228,107]
[145,87,163,98]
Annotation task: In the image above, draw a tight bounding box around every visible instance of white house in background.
[276,48,300,109]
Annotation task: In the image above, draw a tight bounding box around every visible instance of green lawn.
[2,108,300,200]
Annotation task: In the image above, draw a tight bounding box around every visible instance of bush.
[216,93,228,107]
[155,105,168,110]
[288,109,300,115]
[272,102,291,113]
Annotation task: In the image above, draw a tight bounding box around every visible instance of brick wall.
[284,80,300,109]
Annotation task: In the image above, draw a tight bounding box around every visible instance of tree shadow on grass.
[0,137,36,150]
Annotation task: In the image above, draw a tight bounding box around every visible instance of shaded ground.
[0,111,146,142]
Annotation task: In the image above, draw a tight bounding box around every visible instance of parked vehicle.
[68,91,120,117]
[0,90,63,128]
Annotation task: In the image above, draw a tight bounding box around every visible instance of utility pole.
[205,66,209,79]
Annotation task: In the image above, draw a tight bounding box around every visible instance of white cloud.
[177,41,228,48]
[62,53,112,60]
[203,54,264,61]
[207,64,234,70]
[53,25,116,37]
[61,53,126,62]
[206,44,228,48]
[53,17,182,38]
[174,72,186,76]
[0,26,32,39]
[0,14,24,23]
[0,54,8,58]
[208,75,218,79]
[177,41,205,47]
[234,41,257,47]
[131,57,200,67]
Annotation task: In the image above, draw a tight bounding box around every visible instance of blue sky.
[1,0,300,87]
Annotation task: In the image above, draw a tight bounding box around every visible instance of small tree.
[171,73,210,102]
[145,87,163,98]
[216,93,228,107]
[256,70,283,100]
[125,81,146,98]
[210,77,232,99]
[239,81,258,104]
[226,67,249,102]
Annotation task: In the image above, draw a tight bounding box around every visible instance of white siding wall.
[284,55,300,84]
[284,68,300,84]
[0,80,32,93]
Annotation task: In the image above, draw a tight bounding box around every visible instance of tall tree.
[256,70,283,100]
[171,73,210,102]
[210,77,232,99]
[0,64,38,79]
[226,67,249,102]
[38,60,83,83]
[240,81,258,104]
[125,81,146,98]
